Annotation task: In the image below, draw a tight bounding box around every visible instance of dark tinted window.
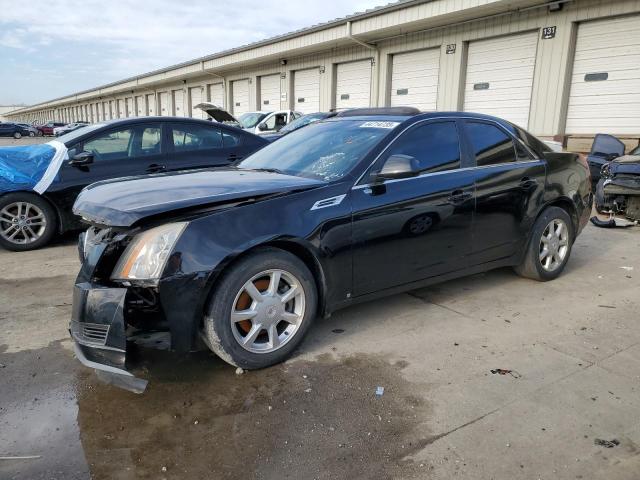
[172,124,222,151]
[466,122,516,166]
[381,121,461,174]
[222,130,241,147]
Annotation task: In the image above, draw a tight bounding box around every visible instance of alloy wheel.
[0,202,47,245]
[230,269,305,353]
[539,218,569,272]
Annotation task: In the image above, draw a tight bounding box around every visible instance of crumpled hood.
[73,168,324,227]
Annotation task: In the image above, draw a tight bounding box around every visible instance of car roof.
[326,110,516,126]
[95,116,244,129]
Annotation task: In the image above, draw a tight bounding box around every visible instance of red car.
[37,121,67,136]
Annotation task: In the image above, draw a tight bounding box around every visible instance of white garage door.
[189,86,204,118]
[173,89,185,117]
[106,101,113,120]
[136,95,145,116]
[335,59,372,110]
[159,92,170,116]
[294,68,320,114]
[464,32,538,128]
[232,79,250,115]
[91,104,97,122]
[126,98,134,117]
[260,74,281,111]
[566,15,640,135]
[146,94,156,116]
[391,49,440,111]
[207,83,224,107]
[117,99,126,118]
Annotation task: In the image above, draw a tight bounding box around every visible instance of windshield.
[57,123,105,144]
[237,119,395,181]
[279,113,327,134]
[239,112,269,129]
[631,145,640,156]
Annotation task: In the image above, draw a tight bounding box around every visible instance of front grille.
[71,321,110,346]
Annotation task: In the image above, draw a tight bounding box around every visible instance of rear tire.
[0,193,57,251]
[204,247,317,369]
[29,131,35,137]
[514,206,573,281]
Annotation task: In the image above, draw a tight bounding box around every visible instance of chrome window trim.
[351,160,543,190]
[352,115,542,188]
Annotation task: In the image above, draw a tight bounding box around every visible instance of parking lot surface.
[0,154,639,478]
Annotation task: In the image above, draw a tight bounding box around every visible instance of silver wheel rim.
[0,202,47,245]
[539,218,569,272]
[230,269,305,354]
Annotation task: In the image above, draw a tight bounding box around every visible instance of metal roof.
[13,0,427,113]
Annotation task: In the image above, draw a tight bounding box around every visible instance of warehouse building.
[5,0,640,151]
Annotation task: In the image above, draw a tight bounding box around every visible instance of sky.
[0,0,384,106]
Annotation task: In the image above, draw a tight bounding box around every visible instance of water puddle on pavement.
[2,343,434,479]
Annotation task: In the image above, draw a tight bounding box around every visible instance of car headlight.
[111,223,187,282]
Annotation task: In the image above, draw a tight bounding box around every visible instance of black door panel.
[461,120,546,265]
[351,169,475,295]
[351,120,474,296]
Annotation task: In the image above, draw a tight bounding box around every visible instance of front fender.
[156,183,352,352]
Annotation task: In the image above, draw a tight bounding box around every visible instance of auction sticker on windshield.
[359,121,400,129]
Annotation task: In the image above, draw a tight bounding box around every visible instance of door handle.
[147,163,166,173]
[447,189,473,204]
[519,177,538,188]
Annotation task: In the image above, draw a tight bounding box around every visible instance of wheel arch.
[541,196,578,234]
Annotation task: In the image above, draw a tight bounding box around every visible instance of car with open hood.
[0,116,267,251]
[194,102,300,135]
[70,108,593,390]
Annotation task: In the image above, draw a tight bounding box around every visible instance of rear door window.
[465,122,517,166]
[222,130,241,147]
[172,124,223,151]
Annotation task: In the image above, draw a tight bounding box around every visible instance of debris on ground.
[620,266,634,271]
[375,386,385,396]
[598,305,616,309]
[590,216,636,229]
[594,438,620,448]
[490,369,521,378]
[235,367,244,375]
[331,328,345,334]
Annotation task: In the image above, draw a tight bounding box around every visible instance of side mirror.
[257,122,268,131]
[69,151,94,166]
[375,154,420,181]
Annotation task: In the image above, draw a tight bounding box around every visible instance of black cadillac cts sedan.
[71,109,592,386]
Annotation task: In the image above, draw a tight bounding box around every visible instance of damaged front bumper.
[70,281,148,393]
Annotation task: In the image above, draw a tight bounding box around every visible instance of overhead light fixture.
[280,59,287,66]
[548,2,563,12]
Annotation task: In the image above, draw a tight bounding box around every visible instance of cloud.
[0,0,384,104]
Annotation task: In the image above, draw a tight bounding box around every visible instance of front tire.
[29,131,35,137]
[0,193,57,251]
[514,206,573,281]
[204,247,317,369]
[13,132,22,139]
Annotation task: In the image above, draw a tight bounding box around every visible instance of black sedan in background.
[70,109,592,387]
[0,122,32,139]
[0,117,267,250]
